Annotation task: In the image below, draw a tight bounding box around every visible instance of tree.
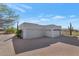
[69,22,73,35]
[0,4,19,30]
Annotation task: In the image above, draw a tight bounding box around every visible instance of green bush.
[16,30,22,38]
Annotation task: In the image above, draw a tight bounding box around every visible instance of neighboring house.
[0,27,4,31]
[19,22,61,39]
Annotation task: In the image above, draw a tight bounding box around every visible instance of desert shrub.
[5,27,16,34]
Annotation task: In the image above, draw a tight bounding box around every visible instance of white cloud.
[40,18,49,21]
[38,14,43,18]
[68,18,79,23]
[52,16,65,19]
[6,4,32,13]
[45,14,53,17]
[20,4,32,10]
[70,15,76,18]
[38,14,53,18]
[27,19,39,23]
[20,17,50,25]
[15,4,32,12]
[14,6,26,12]
[25,18,40,23]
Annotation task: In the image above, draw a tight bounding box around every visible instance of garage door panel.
[23,30,44,39]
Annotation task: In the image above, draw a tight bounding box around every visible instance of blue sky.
[6,3,79,29]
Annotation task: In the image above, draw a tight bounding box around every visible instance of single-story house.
[19,22,61,39]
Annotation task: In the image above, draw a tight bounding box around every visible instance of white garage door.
[23,29,44,39]
[45,30,60,37]
[51,31,60,37]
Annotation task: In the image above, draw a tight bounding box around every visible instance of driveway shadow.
[12,35,79,54]
[12,37,58,54]
[59,35,79,46]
